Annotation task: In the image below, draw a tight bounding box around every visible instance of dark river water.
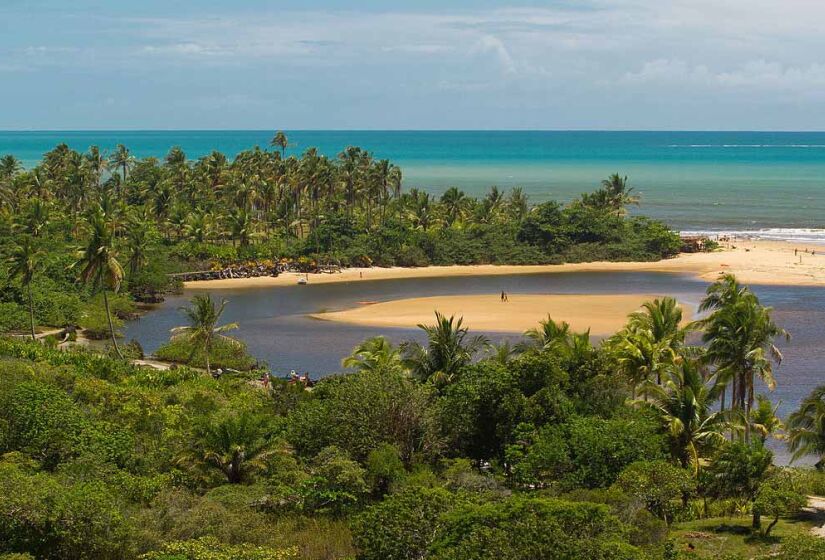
[124,270,825,464]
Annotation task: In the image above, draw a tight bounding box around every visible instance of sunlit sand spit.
[184,240,825,291]
[311,293,692,335]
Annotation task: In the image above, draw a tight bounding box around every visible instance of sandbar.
[311,293,692,335]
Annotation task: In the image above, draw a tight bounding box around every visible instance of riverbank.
[183,240,825,290]
[312,293,692,335]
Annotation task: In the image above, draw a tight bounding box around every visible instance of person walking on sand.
[501,291,505,302]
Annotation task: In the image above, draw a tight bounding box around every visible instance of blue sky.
[2,1,824,130]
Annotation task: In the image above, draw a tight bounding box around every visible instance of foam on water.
[681,228,825,244]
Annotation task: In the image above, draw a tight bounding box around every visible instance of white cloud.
[470,35,516,74]
[622,59,825,91]
[6,2,825,127]
[140,42,229,57]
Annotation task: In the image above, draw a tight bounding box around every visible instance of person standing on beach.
[501,291,505,302]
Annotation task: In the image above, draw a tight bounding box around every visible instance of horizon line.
[3,128,825,134]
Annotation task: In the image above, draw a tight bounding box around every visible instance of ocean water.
[3,130,825,235]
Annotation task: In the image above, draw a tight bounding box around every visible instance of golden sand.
[311,293,692,335]
[184,240,825,291]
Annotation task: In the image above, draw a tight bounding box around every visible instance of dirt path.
[804,496,825,537]
[131,358,171,371]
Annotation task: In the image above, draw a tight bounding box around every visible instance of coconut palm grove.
[1,135,825,560]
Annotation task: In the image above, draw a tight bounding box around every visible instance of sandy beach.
[184,239,825,291]
[311,293,691,334]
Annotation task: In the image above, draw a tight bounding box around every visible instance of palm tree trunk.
[103,289,124,359]
[205,339,212,377]
[27,283,36,341]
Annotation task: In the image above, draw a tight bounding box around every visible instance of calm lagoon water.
[124,270,825,464]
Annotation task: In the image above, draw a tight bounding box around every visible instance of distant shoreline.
[183,240,825,291]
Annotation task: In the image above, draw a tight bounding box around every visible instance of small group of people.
[288,369,314,387]
[500,291,510,302]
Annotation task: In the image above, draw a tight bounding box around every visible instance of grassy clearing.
[670,515,815,558]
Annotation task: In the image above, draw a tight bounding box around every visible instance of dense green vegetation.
[2,136,820,558]
[0,137,679,346]
[2,272,825,559]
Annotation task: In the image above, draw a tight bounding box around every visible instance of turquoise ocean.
[4,130,825,237]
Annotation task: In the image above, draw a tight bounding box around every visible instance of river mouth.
[125,268,825,465]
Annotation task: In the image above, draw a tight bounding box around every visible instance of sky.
[1,0,825,130]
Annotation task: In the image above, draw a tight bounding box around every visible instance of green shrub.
[155,335,256,371]
[0,303,29,333]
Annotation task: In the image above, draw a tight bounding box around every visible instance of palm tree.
[342,336,404,373]
[171,294,239,376]
[75,206,125,359]
[226,208,254,247]
[402,312,488,386]
[8,237,41,340]
[185,411,275,483]
[787,385,825,467]
[507,187,529,223]
[601,174,639,217]
[125,213,151,278]
[0,154,22,180]
[523,315,570,350]
[638,359,732,474]
[84,146,108,190]
[477,186,505,224]
[269,130,289,159]
[750,394,784,444]
[487,340,520,365]
[521,315,593,365]
[23,198,50,238]
[184,210,213,243]
[110,144,134,183]
[701,275,789,440]
[271,131,289,158]
[610,297,690,392]
[440,187,469,226]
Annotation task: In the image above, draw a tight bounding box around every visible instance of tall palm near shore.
[440,187,469,226]
[84,146,108,190]
[787,386,825,467]
[271,131,289,158]
[402,312,488,386]
[601,174,639,217]
[608,297,688,395]
[110,144,134,183]
[638,359,731,474]
[75,206,125,359]
[700,274,788,441]
[172,294,239,376]
[8,237,41,340]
